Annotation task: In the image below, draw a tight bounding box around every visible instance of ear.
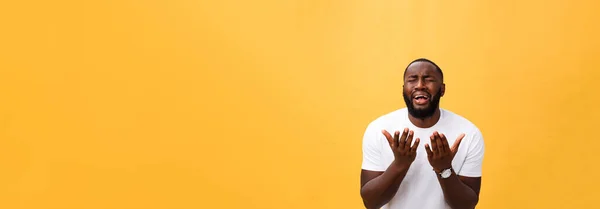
[440,83,446,97]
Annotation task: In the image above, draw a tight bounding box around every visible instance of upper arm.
[361,123,385,172]
[360,123,386,188]
[457,128,485,177]
[458,176,482,195]
[361,169,384,188]
[457,128,485,195]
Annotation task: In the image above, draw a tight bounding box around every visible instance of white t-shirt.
[361,108,485,209]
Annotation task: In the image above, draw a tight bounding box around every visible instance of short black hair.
[403,58,444,81]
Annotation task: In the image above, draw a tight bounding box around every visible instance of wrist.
[433,168,447,173]
[389,161,411,173]
[433,167,455,179]
[433,164,452,173]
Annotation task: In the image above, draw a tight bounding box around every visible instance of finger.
[405,130,414,150]
[393,130,400,148]
[411,138,420,153]
[451,133,466,154]
[434,132,445,155]
[440,133,450,153]
[399,128,409,147]
[425,143,433,158]
[382,130,394,147]
[430,134,438,156]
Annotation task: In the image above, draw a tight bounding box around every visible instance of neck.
[408,108,441,128]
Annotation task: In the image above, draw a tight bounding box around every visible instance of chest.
[379,130,469,177]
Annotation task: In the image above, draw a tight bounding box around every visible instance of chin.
[412,104,430,109]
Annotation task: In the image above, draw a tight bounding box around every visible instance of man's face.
[402,61,445,119]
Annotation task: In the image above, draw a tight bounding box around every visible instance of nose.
[414,79,426,90]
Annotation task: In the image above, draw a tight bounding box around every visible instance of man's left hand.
[425,131,465,172]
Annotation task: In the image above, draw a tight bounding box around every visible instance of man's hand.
[381,128,420,169]
[359,128,420,209]
[425,131,465,172]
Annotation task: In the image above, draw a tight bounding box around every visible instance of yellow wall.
[1,0,599,208]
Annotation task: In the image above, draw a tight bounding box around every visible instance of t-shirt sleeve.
[457,128,485,177]
[361,123,386,172]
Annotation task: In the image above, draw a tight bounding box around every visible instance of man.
[359,58,485,209]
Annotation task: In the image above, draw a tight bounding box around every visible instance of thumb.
[451,133,466,154]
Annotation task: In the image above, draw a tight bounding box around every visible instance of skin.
[402,61,445,128]
[360,128,418,209]
[359,61,481,209]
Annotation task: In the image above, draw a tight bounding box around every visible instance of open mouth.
[413,95,430,105]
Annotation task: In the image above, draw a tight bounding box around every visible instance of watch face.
[441,169,452,178]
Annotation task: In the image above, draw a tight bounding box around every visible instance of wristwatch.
[437,168,453,179]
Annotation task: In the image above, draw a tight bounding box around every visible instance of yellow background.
[1,0,599,208]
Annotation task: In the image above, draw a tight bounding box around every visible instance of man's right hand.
[360,128,421,209]
[382,128,420,169]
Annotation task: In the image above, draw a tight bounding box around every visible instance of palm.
[382,128,421,167]
[425,131,465,172]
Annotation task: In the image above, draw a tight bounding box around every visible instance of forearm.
[437,171,479,209]
[360,163,409,209]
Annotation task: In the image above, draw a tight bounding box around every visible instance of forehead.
[404,61,440,77]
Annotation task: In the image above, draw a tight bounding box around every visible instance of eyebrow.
[407,74,434,78]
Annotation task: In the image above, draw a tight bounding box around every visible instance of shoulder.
[361,108,408,142]
[441,108,482,135]
[364,108,408,131]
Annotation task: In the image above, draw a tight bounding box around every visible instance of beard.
[402,88,442,119]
